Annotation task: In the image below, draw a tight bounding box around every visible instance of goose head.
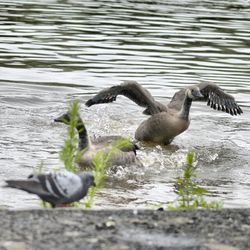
[54,112,72,124]
[54,111,89,150]
[54,111,86,134]
[54,112,82,126]
[186,86,204,100]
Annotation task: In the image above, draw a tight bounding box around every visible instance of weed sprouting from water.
[168,151,223,210]
[35,161,44,175]
[36,101,82,208]
[84,138,133,208]
[34,161,51,208]
[57,100,134,208]
[60,100,81,173]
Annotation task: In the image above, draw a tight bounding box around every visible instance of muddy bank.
[0,208,249,250]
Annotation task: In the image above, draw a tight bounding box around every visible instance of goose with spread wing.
[86,80,243,145]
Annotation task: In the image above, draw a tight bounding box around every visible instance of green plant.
[33,161,51,208]
[36,100,135,208]
[35,161,44,175]
[60,100,82,173]
[168,151,223,210]
[57,100,134,208]
[85,137,133,208]
[36,101,82,208]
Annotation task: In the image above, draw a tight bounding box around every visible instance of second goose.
[54,111,141,168]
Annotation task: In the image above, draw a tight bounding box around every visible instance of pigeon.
[5,171,95,207]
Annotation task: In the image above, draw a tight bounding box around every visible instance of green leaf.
[167,151,223,210]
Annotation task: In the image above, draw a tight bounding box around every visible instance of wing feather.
[48,172,82,199]
[86,80,167,115]
[5,178,51,197]
[196,81,243,116]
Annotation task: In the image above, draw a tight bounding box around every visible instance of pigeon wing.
[44,171,84,203]
[5,178,52,197]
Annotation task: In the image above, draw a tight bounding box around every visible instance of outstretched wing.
[196,81,243,116]
[85,80,167,115]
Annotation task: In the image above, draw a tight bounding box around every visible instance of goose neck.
[180,95,192,120]
[76,120,89,150]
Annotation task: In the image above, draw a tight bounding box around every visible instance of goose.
[54,111,141,168]
[5,171,95,208]
[85,80,243,145]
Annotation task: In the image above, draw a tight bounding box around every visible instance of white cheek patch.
[187,90,193,99]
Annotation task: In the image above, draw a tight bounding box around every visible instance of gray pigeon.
[5,171,95,207]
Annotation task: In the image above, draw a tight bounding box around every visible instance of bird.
[4,171,95,208]
[85,80,243,145]
[54,111,142,168]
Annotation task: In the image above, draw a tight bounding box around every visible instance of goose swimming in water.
[86,80,243,145]
[54,111,141,168]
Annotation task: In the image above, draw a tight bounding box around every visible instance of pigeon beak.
[92,182,96,187]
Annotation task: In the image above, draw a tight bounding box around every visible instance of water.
[0,0,249,209]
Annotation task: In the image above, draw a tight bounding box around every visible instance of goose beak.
[54,113,68,123]
[195,91,204,98]
[54,117,63,123]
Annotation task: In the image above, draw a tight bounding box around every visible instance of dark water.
[0,0,249,208]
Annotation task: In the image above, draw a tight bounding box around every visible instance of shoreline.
[0,208,249,249]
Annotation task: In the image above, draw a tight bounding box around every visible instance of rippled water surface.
[0,0,250,208]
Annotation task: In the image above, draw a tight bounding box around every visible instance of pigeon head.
[78,172,96,188]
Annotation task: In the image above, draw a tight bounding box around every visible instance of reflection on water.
[0,0,249,209]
